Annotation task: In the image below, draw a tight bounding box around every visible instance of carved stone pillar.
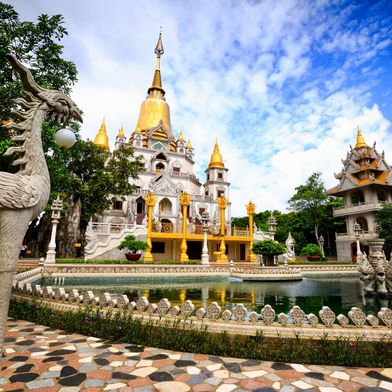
[45,196,63,264]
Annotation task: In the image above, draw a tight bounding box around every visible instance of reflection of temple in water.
[50,276,384,314]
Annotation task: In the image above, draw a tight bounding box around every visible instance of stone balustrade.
[11,282,392,340]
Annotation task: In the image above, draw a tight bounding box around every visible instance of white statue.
[0,55,82,355]
[284,232,296,262]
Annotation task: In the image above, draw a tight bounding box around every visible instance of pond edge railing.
[11,280,392,341]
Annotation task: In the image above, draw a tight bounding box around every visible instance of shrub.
[252,239,286,255]
[118,235,148,253]
[300,243,322,257]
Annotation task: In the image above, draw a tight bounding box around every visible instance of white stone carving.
[68,289,81,303]
[337,314,349,327]
[261,305,275,325]
[83,291,96,305]
[233,304,247,321]
[348,307,366,327]
[136,296,149,312]
[319,306,336,327]
[222,309,232,321]
[117,295,129,309]
[278,312,288,326]
[378,307,392,327]
[180,300,195,317]
[366,314,379,327]
[290,305,305,325]
[168,305,180,316]
[99,292,111,308]
[0,55,81,355]
[128,301,137,311]
[249,311,259,324]
[307,313,318,327]
[196,307,206,319]
[158,298,171,314]
[42,286,53,298]
[207,302,221,320]
[148,303,158,314]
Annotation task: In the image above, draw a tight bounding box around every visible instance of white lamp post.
[353,220,363,257]
[201,211,210,265]
[268,212,277,240]
[319,234,325,258]
[45,195,63,264]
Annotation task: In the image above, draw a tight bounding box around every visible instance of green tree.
[288,172,328,245]
[25,143,143,257]
[376,203,392,259]
[0,2,77,170]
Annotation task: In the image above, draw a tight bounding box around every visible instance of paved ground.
[1,319,392,391]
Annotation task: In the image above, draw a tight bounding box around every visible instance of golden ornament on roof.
[246,202,256,215]
[355,127,369,149]
[209,140,224,168]
[93,117,109,151]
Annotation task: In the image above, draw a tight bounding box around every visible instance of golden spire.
[178,131,185,141]
[118,126,125,138]
[355,126,369,149]
[209,139,224,168]
[148,32,165,95]
[186,139,193,149]
[94,117,109,151]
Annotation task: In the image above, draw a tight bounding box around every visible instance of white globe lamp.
[55,128,76,148]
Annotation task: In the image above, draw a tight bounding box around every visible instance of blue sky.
[8,0,392,216]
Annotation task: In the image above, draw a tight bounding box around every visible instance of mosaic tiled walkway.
[1,319,392,391]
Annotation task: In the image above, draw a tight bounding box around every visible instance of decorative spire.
[186,139,193,149]
[178,131,185,141]
[148,32,165,95]
[118,126,125,138]
[93,117,109,151]
[355,126,369,149]
[209,139,224,168]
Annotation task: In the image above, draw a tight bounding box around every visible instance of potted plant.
[300,243,322,261]
[252,239,286,266]
[118,235,148,261]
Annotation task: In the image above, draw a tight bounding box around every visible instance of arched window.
[159,198,172,216]
[356,217,368,232]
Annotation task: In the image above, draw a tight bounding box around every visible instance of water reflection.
[42,276,392,315]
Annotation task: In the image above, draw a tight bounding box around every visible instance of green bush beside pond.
[8,297,392,367]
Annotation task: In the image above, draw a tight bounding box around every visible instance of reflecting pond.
[41,276,392,315]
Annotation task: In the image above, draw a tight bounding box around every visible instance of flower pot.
[125,253,142,261]
[307,256,321,261]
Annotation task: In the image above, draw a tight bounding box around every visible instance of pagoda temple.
[328,128,392,261]
[86,33,271,261]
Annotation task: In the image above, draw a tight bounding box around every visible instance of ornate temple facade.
[85,34,270,261]
[328,129,392,261]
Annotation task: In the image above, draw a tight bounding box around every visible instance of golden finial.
[144,191,157,207]
[217,196,228,209]
[148,31,165,94]
[246,202,256,215]
[94,117,109,151]
[186,139,192,149]
[118,126,125,138]
[179,192,192,206]
[209,139,224,168]
[355,126,369,149]
[178,131,184,141]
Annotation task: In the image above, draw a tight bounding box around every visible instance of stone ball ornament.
[55,128,77,148]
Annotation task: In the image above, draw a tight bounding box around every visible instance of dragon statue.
[0,55,82,355]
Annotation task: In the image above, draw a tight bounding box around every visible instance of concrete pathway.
[1,318,392,391]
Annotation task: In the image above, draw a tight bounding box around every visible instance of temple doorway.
[187,241,202,260]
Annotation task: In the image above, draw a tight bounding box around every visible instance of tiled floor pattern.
[1,319,392,391]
